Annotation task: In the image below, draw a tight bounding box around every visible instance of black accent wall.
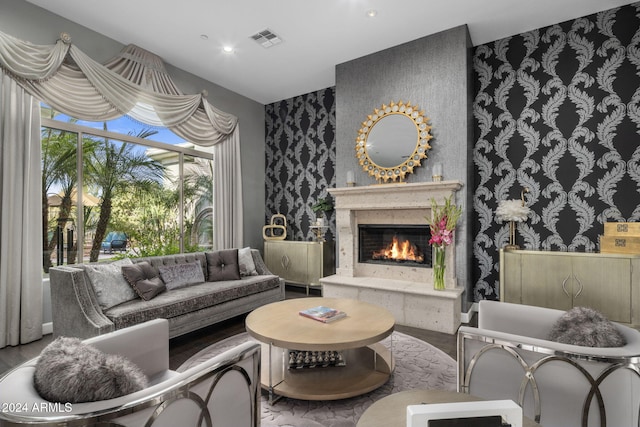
[265,87,336,241]
[472,2,640,300]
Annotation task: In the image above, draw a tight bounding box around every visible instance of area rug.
[178,332,456,427]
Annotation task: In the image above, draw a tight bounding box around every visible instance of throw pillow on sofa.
[84,258,137,310]
[206,249,241,281]
[34,336,148,403]
[121,261,166,300]
[238,246,258,276]
[158,260,205,290]
[548,306,626,347]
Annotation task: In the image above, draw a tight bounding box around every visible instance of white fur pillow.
[548,306,626,347]
[34,337,148,403]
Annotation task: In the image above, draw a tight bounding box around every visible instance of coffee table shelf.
[246,297,395,402]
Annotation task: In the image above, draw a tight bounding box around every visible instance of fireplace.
[320,181,464,334]
[358,224,431,268]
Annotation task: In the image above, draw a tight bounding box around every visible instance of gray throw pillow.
[548,306,626,347]
[84,258,137,310]
[238,247,258,276]
[34,337,148,403]
[158,260,205,290]
[121,262,166,300]
[206,249,241,281]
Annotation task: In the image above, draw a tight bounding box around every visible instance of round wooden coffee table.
[356,389,542,427]
[245,297,395,403]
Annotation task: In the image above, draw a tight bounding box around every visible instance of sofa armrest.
[49,265,115,339]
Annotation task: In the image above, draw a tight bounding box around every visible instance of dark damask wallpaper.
[473,3,640,300]
[265,87,336,241]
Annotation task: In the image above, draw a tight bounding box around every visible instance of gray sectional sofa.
[49,249,284,339]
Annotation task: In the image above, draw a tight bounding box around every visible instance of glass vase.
[433,245,446,290]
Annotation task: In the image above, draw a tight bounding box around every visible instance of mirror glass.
[356,101,432,183]
[367,114,417,168]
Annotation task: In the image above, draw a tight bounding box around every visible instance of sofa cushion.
[34,336,148,403]
[206,249,241,281]
[238,247,258,276]
[548,306,626,347]
[158,260,205,290]
[104,275,281,330]
[84,258,137,310]
[121,262,166,300]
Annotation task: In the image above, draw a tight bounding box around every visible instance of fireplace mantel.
[328,180,463,210]
[328,180,463,286]
[322,180,464,334]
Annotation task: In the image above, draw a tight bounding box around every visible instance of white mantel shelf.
[329,180,463,210]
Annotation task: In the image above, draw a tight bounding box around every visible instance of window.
[41,105,214,272]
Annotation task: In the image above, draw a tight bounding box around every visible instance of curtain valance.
[0,30,236,146]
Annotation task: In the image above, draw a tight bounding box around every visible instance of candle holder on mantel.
[432,163,443,182]
[346,170,356,187]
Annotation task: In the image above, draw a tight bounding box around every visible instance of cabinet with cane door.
[264,240,335,295]
[500,249,640,325]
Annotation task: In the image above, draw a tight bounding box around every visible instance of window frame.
[41,116,214,258]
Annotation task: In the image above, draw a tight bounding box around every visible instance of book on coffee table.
[299,305,347,323]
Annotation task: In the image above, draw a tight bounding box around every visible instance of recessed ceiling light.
[223,46,234,54]
[200,34,209,40]
[366,9,378,18]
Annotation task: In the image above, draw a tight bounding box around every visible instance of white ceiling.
[25,0,638,104]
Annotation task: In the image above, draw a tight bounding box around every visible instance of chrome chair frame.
[0,332,260,427]
[459,328,640,427]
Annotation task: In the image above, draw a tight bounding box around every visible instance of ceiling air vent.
[250,29,282,48]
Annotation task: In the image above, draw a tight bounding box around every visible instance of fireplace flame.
[372,235,424,262]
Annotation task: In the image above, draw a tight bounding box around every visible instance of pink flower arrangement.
[427,195,462,248]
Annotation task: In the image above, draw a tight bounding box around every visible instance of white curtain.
[214,128,244,249]
[0,29,243,247]
[0,70,43,348]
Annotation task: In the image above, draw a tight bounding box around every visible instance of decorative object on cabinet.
[600,221,640,254]
[264,240,335,295]
[263,213,287,240]
[355,100,432,183]
[311,196,333,227]
[310,224,329,242]
[499,249,640,325]
[495,187,530,249]
[426,195,462,290]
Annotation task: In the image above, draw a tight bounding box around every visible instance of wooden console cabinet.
[264,240,335,294]
[500,249,640,325]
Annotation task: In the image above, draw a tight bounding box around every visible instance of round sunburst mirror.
[355,101,433,183]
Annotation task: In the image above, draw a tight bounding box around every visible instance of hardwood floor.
[0,287,463,375]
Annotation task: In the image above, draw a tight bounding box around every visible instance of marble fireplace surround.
[320,181,464,334]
